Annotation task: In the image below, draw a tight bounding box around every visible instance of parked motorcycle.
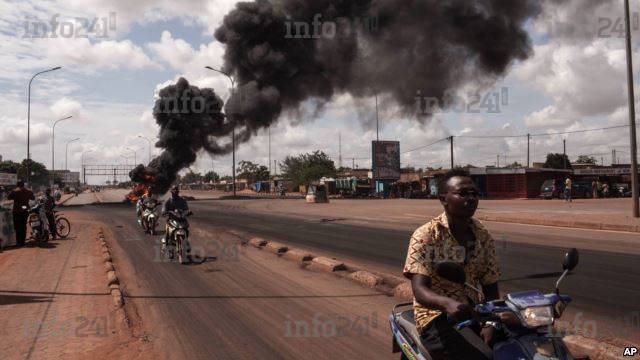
[23,199,50,246]
[139,199,160,235]
[161,209,192,264]
[389,248,585,360]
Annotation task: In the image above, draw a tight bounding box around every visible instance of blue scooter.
[389,248,589,359]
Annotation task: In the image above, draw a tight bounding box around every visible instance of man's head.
[45,188,51,196]
[17,180,25,188]
[438,169,479,219]
[170,185,179,197]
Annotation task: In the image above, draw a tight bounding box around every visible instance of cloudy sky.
[1,0,639,184]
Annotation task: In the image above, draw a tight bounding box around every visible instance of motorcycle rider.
[44,188,56,240]
[403,169,500,360]
[137,186,156,222]
[161,185,191,248]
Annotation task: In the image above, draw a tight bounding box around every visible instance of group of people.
[4,180,57,247]
[564,176,616,202]
[136,185,190,246]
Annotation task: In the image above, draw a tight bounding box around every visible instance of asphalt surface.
[85,203,398,360]
[80,197,640,358]
[183,200,640,322]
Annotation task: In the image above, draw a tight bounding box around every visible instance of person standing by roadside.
[564,176,572,202]
[7,180,35,247]
[43,188,56,240]
[591,180,598,199]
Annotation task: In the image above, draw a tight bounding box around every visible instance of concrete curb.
[310,257,347,272]
[348,271,383,287]
[96,228,132,333]
[283,249,314,262]
[57,194,76,206]
[265,241,289,255]
[97,230,124,308]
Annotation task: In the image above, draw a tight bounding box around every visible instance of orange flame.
[126,174,156,203]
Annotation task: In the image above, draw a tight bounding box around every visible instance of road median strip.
[97,228,130,328]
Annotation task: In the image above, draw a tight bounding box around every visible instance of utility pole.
[339,132,342,169]
[273,160,277,176]
[449,136,454,169]
[563,139,567,169]
[624,0,639,217]
[527,133,530,168]
[497,155,500,168]
[268,126,271,178]
[352,158,355,170]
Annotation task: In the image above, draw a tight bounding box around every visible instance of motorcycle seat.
[398,310,494,359]
[397,310,430,356]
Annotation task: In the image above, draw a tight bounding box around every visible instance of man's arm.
[411,274,471,320]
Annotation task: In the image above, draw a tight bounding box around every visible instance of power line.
[402,137,450,154]
[456,125,630,139]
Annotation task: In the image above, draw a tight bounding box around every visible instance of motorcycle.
[139,199,160,235]
[24,199,50,247]
[161,209,192,264]
[389,248,587,360]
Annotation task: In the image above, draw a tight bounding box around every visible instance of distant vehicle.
[613,183,631,197]
[539,179,563,199]
[540,178,590,199]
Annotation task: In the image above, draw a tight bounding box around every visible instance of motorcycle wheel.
[177,236,188,264]
[55,217,71,238]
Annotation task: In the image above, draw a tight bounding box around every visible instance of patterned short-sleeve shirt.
[403,212,501,332]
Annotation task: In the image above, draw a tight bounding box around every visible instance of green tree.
[236,161,269,184]
[543,153,572,169]
[181,170,202,184]
[1,159,51,186]
[280,151,336,188]
[575,155,597,165]
[506,161,523,168]
[203,171,220,183]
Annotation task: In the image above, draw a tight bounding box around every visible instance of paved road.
[186,199,640,324]
[85,203,398,360]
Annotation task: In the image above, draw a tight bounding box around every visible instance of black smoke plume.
[133,0,578,192]
[214,0,541,129]
[129,78,228,194]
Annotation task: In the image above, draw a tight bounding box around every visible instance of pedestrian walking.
[564,176,572,203]
[7,180,35,247]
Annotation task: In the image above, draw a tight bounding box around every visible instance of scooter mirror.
[562,248,579,271]
[435,262,466,284]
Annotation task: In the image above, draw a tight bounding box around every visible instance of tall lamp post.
[125,147,141,166]
[28,66,62,185]
[65,138,80,171]
[205,65,237,197]
[624,0,639,217]
[52,115,72,185]
[138,135,152,164]
[372,88,380,195]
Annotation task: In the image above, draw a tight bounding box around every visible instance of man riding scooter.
[403,169,500,359]
[161,185,191,250]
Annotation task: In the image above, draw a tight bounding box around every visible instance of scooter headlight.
[520,306,553,328]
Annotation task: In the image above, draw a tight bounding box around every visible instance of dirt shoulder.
[0,209,153,360]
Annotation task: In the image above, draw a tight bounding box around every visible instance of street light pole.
[624,0,639,217]
[28,66,62,185]
[373,88,379,195]
[205,66,237,197]
[65,137,80,171]
[138,135,152,164]
[125,147,140,167]
[52,115,72,184]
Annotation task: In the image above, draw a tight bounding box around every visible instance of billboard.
[0,172,18,186]
[372,141,401,180]
[62,171,80,184]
